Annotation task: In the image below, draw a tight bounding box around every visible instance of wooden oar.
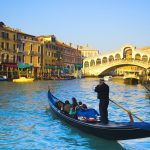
[109,99,144,122]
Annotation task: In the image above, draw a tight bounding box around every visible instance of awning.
[1,63,17,68]
[45,65,56,69]
[63,68,69,73]
[75,64,83,67]
[18,63,32,69]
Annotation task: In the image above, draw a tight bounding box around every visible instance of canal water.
[0,78,149,150]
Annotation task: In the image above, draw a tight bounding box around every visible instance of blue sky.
[1,0,150,52]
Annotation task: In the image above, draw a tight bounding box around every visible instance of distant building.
[78,44,100,58]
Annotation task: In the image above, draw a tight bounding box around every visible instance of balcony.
[29,51,41,57]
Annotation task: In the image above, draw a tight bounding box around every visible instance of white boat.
[123,71,139,85]
[0,75,8,81]
[104,76,112,81]
[13,77,34,83]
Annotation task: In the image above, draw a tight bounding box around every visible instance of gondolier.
[95,78,109,124]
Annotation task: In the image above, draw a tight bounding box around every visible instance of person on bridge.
[95,78,109,124]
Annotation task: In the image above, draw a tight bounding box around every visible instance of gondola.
[47,90,150,140]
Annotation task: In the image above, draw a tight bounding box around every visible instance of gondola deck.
[47,90,150,140]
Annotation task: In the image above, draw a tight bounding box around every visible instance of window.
[38,57,40,64]
[23,43,25,51]
[31,44,32,51]
[13,44,15,51]
[30,56,32,63]
[13,34,16,40]
[6,43,9,50]
[1,42,4,49]
[38,46,40,52]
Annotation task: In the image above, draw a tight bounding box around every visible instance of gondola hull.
[48,90,150,140]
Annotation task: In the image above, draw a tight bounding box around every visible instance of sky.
[1,0,150,53]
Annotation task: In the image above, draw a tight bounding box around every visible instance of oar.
[109,99,144,122]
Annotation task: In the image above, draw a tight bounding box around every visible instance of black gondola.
[47,90,150,140]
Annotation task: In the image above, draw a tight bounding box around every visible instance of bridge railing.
[84,59,150,68]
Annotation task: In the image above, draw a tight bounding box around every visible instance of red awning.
[2,63,17,68]
[34,66,41,68]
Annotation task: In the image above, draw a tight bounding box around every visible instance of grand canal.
[0,78,150,150]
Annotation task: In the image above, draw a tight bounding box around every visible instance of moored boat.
[123,71,139,85]
[13,77,34,82]
[47,90,150,140]
[104,76,112,81]
[0,75,8,81]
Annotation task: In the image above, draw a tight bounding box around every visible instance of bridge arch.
[142,55,148,62]
[115,53,121,60]
[135,53,141,60]
[102,57,107,63]
[109,55,114,62]
[84,61,89,67]
[90,59,95,66]
[96,58,101,65]
[121,44,136,59]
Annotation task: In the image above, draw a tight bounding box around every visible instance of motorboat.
[123,71,139,85]
[104,76,112,81]
[13,77,34,82]
[0,75,8,81]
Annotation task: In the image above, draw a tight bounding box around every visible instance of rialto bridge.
[83,44,150,76]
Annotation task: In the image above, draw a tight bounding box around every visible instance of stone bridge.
[82,44,150,76]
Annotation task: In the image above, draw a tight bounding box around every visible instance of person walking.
[95,78,109,124]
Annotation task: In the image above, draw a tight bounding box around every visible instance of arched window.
[123,47,132,59]
[1,54,5,63]
[6,54,9,63]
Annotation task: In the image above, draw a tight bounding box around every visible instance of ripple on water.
[0,79,149,149]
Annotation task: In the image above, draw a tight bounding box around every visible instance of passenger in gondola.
[82,104,88,110]
[72,97,78,109]
[75,101,83,110]
[69,106,77,118]
[63,100,71,115]
[55,100,64,110]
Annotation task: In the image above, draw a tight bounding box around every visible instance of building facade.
[0,22,18,78]
[78,44,100,58]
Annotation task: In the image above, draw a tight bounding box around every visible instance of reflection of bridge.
[83,44,150,76]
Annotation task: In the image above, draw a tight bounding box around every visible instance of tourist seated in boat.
[76,104,99,122]
[76,101,83,110]
[72,97,78,109]
[63,100,71,114]
[55,100,64,110]
[69,106,77,118]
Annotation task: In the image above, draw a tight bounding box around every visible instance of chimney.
[77,45,79,50]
